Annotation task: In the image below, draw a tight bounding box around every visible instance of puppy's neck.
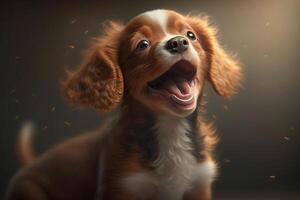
[117,100,203,164]
[120,98,199,123]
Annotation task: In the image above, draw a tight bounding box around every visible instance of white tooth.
[191,80,195,87]
[187,82,192,93]
[171,94,194,105]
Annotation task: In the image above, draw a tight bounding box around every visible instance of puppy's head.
[63,10,242,117]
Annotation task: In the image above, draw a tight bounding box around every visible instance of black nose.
[165,36,189,53]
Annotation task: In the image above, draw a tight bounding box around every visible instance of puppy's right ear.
[62,22,124,112]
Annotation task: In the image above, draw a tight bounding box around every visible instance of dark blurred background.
[1,0,300,199]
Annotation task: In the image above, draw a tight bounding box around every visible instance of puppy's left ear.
[187,15,242,97]
[62,22,124,112]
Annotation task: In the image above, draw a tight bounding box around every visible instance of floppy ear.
[186,15,242,97]
[62,22,124,112]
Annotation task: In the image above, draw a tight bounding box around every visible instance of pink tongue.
[161,78,191,99]
[174,77,191,95]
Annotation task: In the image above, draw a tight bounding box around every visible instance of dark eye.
[186,31,197,40]
[136,40,150,51]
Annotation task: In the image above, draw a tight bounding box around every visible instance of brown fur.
[6,10,241,200]
[186,15,242,97]
[62,22,124,112]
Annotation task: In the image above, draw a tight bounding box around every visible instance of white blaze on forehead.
[139,9,169,34]
[138,10,201,73]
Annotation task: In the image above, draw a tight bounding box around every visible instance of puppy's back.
[6,128,109,200]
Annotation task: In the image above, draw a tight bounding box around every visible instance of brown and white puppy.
[6,9,242,200]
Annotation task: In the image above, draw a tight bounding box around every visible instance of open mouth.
[147,60,197,110]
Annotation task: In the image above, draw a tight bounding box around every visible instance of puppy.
[6,9,242,200]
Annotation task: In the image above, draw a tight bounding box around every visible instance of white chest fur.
[121,116,216,200]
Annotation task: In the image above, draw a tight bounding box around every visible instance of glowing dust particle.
[84,30,89,34]
[68,44,75,49]
[70,19,77,24]
[64,121,71,127]
[283,136,290,141]
[13,99,19,103]
[223,105,229,111]
[51,106,56,112]
[269,175,276,179]
[265,22,270,27]
[42,125,48,131]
